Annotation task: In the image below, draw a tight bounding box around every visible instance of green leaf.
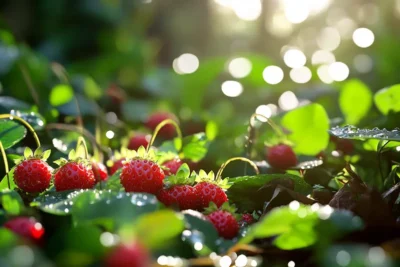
[240,204,318,250]
[227,174,311,212]
[0,167,16,190]
[100,169,123,191]
[181,133,210,162]
[0,189,24,215]
[42,149,51,160]
[31,190,85,215]
[339,79,372,125]
[49,84,74,107]
[9,110,46,131]
[330,125,400,141]
[134,210,184,249]
[0,228,18,249]
[72,190,159,230]
[205,121,218,141]
[24,147,33,158]
[374,84,400,115]
[281,104,330,155]
[182,210,219,256]
[180,58,225,112]
[0,120,27,149]
[84,77,102,100]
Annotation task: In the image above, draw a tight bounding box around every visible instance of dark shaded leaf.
[0,120,27,149]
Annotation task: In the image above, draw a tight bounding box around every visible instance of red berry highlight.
[207,210,239,239]
[162,159,183,176]
[54,162,96,191]
[157,185,198,210]
[14,159,52,193]
[194,182,228,211]
[267,144,297,170]
[105,242,151,267]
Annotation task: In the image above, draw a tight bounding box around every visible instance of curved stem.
[249,113,285,138]
[76,136,89,159]
[146,119,182,152]
[0,141,10,189]
[46,123,108,157]
[216,157,259,182]
[0,114,41,149]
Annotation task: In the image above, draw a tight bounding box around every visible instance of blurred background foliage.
[0,0,400,169]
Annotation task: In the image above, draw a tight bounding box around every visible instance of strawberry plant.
[1,3,400,266]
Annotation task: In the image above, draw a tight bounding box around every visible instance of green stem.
[147,119,183,152]
[216,157,259,182]
[0,141,10,189]
[378,140,391,183]
[0,114,41,149]
[19,63,40,108]
[249,113,285,138]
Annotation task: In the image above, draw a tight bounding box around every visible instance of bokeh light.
[255,105,272,121]
[267,12,293,38]
[175,53,200,74]
[290,67,312,84]
[106,130,115,139]
[283,49,306,68]
[312,50,335,65]
[231,0,262,21]
[336,250,351,266]
[228,57,252,78]
[328,62,349,82]
[288,260,296,267]
[317,27,341,51]
[263,66,284,84]
[353,54,373,73]
[221,81,243,97]
[283,0,309,24]
[335,18,357,39]
[279,91,299,111]
[317,65,333,84]
[352,28,375,48]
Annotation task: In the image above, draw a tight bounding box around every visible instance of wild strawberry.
[105,242,151,267]
[109,158,126,175]
[239,213,254,225]
[204,203,239,239]
[145,112,178,139]
[157,164,198,210]
[193,170,228,211]
[53,150,96,191]
[267,144,297,170]
[162,158,183,176]
[13,147,53,193]
[120,147,165,194]
[128,134,150,151]
[4,217,45,242]
[92,161,108,182]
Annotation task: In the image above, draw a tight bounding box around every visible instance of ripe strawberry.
[266,144,297,170]
[92,161,108,182]
[13,147,52,193]
[109,158,126,175]
[195,181,228,211]
[162,158,183,176]
[128,134,150,151]
[239,213,254,225]
[121,159,164,194]
[145,112,178,139]
[105,242,150,267]
[205,203,239,239]
[53,150,96,191]
[4,217,45,242]
[157,164,198,210]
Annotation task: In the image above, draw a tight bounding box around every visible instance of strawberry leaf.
[42,149,51,161]
[68,149,76,160]
[24,147,33,159]
[34,147,43,157]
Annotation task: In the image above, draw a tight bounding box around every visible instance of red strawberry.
[120,159,165,194]
[267,144,297,170]
[157,164,197,210]
[158,185,197,210]
[92,161,108,182]
[109,158,126,175]
[4,217,45,242]
[195,182,228,210]
[205,203,239,239]
[54,155,96,191]
[13,147,52,193]
[145,112,177,139]
[163,158,183,176]
[105,242,150,267]
[239,213,254,225]
[128,134,150,151]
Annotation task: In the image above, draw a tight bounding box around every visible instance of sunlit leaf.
[0,120,27,149]
[50,84,74,107]
[374,84,400,115]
